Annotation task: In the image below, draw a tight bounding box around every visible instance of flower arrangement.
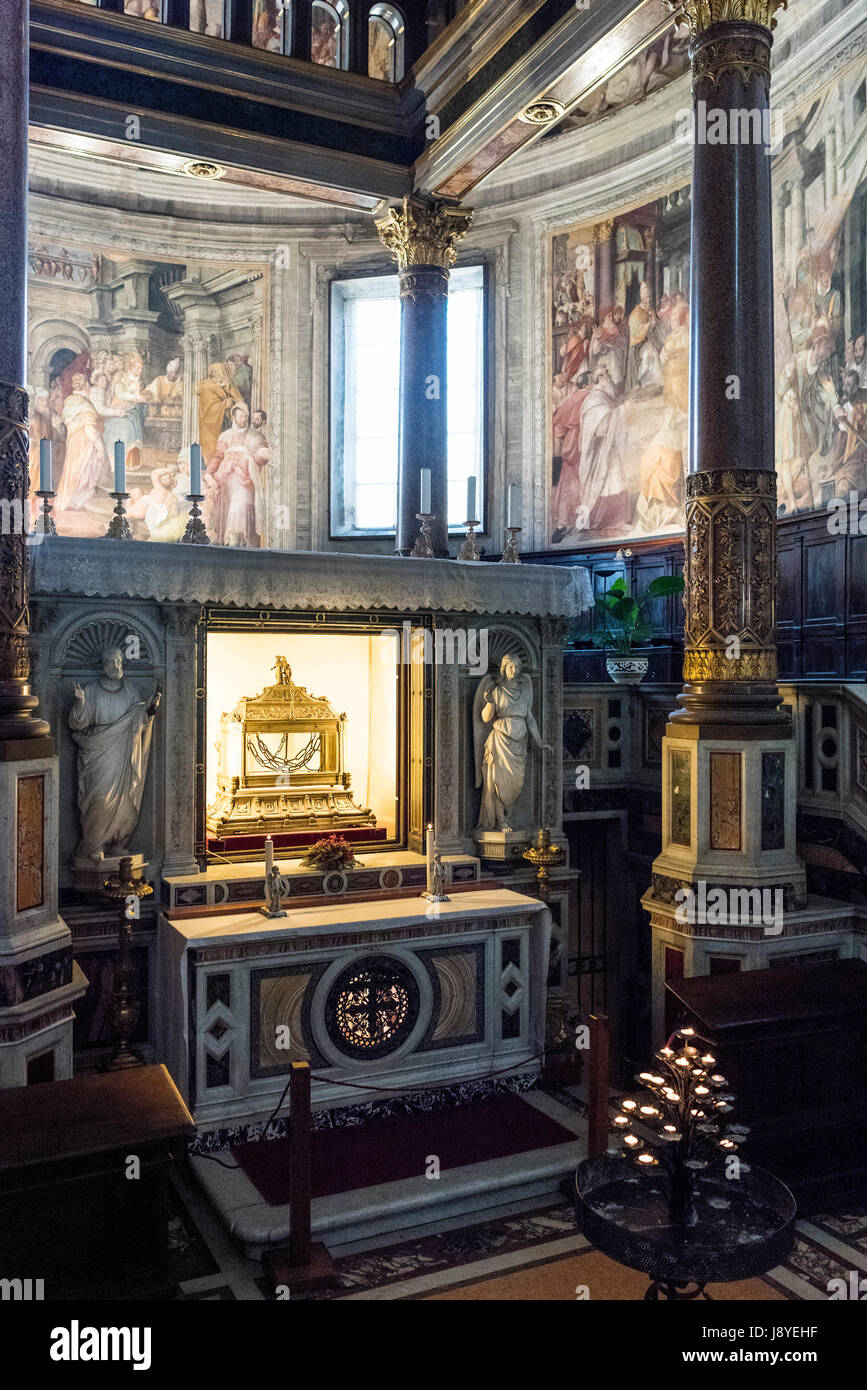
[301,834,361,872]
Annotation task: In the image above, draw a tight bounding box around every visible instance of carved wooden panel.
[16,775,44,912]
[709,752,742,852]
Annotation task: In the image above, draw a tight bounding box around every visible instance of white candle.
[420,468,431,514]
[265,836,274,875]
[507,483,521,528]
[466,475,476,521]
[39,439,52,493]
[190,443,202,496]
[113,441,126,494]
[425,823,434,894]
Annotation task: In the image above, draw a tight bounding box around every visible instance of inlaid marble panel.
[669,749,691,848]
[761,751,786,851]
[709,752,742,851]
[16,775,45,913]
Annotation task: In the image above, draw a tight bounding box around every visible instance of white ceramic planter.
[605,655,649,685]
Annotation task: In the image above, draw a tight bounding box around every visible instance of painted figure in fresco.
[473,655,551,833]
[551,377,592,543]
[56,375,113,511]
[588,307,628,391]
[145,359,183,418]
[830,370,867,496]
[559,316,593,385]
[253,0,283,51]
[577,366,631,534]
[228,353,253,404]
[69,647,161,862]
[635,301,690,532]
[776,328,839,512]
[208,402,271,547]
[127,465,186,541]
[626,279,662,392]
[196,363,245,464]
[102,351,150,472]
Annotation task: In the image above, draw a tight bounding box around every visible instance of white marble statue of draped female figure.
[473,654,550,832]
[69,646,161,861]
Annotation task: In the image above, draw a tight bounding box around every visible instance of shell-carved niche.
[480,628,536,676]
[61,619,154,671]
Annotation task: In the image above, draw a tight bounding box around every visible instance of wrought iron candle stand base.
[105,491,133,540]
[100,856,152,1072]
[575,1155,796,1302]
[459,519,481,561]
[411,512,436,558]
[500,526,522,563]
[34,490,57,536]
[180,492,210,545]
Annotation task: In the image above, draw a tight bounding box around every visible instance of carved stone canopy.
[662,0,788,35]
[374,196,474,275]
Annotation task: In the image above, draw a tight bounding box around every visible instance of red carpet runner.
[232,1093,576,1205]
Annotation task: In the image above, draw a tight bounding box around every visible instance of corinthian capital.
[375,196,474,274]
[662,0,787,35]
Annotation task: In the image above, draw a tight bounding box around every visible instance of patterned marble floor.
[169,1171,867,1302]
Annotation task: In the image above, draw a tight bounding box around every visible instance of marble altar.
[158,888,551,1129]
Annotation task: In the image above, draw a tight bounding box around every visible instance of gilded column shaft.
[376,197,473,555]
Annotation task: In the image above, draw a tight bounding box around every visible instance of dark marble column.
[669,0,789,726]
[0,0,49,748]
[375,196,473,555]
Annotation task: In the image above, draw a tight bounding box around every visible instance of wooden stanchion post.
[588,1013,610,1159]
[263,1062,337,1295]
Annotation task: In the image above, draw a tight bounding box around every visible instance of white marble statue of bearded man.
[69,646,161,861]
[473,654,551,832]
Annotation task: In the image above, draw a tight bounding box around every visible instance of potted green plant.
[590,573,684,685]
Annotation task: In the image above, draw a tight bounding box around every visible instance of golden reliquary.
[206,656,377,838]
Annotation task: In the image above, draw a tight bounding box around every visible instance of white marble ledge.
[31,537,593,618]
[165,850,475,886]
[164,887,546,945]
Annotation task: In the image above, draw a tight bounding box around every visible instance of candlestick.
[466,475,476,522]
[113,441,126,495]
[104,493,133,541]
[265,836,274,876]
[190,442,202,497]
[459,520,481,561]
[411,513,435,559]
[500,526,522,564]
[425,824,433,895]
[420,468,431,514]
[39,438,52,493]
[35,490,57,537]
[180,493,210,545]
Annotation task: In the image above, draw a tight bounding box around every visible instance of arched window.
[312,1,349,70]
[252,0,289,52]
[368,4,405,83]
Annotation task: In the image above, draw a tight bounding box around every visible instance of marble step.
[191,1089,587,1258]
